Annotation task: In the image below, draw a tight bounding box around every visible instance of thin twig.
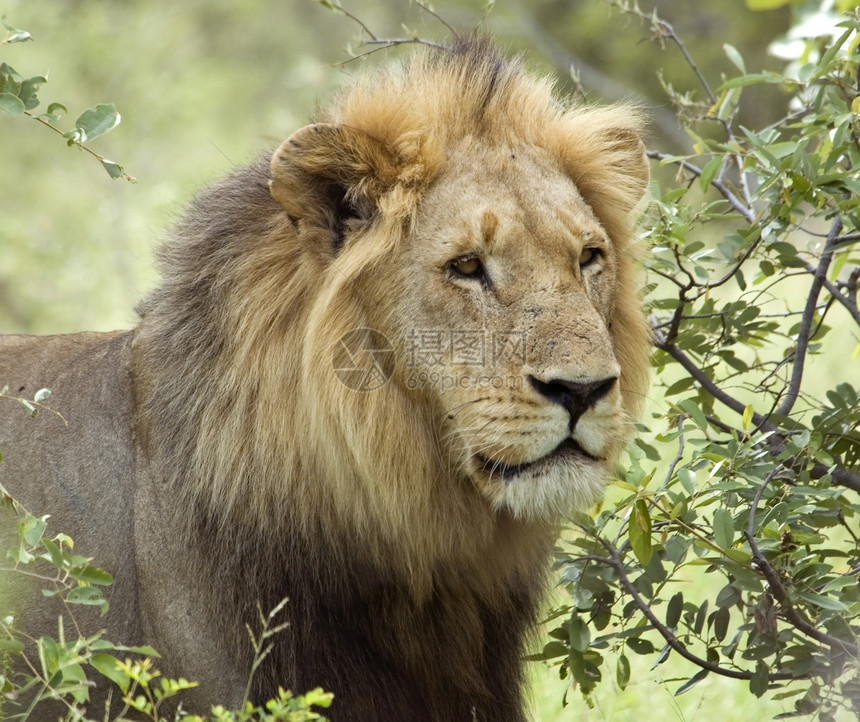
[577,552,796,681]
[652,324,776,432]
[647,151,755,223]
[413,0,460,39]
[25,112,135,183]
[800,261,860,327]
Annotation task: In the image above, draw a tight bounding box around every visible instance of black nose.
[528,375,617,425]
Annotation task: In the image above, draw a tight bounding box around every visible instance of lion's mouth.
[475,438,601,482]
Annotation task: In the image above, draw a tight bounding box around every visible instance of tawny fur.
[0,39,650,721]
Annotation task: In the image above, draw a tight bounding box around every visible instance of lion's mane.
[129,39,650,720]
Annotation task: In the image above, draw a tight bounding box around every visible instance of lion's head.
[138,39,649,582]
[267,42,649,519]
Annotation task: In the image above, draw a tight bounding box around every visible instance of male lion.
[0,40,650,721]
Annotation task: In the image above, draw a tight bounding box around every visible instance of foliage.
[0,14,132,181]
[0,474,333,721]
[527,2,860,719]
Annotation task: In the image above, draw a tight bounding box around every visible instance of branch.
[647,151,755,224]
[801,259,860,326]
[318,0,453,65]
[653,324,860,492]
[24,112,135,183]
[578,552,796,681]
[774,214,842,418]
[652,323,775,432]
[745,470,860,657]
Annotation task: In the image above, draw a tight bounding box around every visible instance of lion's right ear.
[269,123,398,254]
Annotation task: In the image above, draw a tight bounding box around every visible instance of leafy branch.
[0,15,134,181]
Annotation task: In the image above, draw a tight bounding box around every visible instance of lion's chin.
[473,442,609,521]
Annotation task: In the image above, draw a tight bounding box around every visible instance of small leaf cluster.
[543,3,860,720]
[0,15,132,181]
[0,478,332,721]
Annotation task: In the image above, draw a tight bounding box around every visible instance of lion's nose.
[528,375,617,425]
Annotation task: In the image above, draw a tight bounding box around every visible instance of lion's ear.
[269,123,397,253]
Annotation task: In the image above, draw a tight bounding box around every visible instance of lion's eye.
[579,247,602,268]
[450,256,485,280]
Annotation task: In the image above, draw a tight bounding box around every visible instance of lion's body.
[0,41,650,721]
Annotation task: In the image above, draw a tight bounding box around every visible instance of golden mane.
[136,39,650,586]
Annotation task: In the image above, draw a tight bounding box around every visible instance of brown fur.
[0,40,650,721]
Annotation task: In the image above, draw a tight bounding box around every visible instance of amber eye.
[450,256,485,279]
[579,247,602,268]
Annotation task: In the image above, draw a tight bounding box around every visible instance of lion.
[0,39,650,721]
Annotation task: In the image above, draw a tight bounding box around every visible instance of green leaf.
[719,71,784,89]
[66,586,107,607]
[626,637,655,655]
[723,43,746,73]
[40,102,67,124]
[0,638,25,654]
[18,75,46,110]
[70,103,121,144]
[713,508,735,550]
[21,515,47,546]
[524,640,568,662]
[1,15,32,43]
[677,399,708,430]
[794,590,850,613]
[63,662,90,704]
[629,499,653,566]
[677,467,697,495]
[713,607,730,642]
[699,155,722,192]
[42,537,67,569]
[716,584,741,609]
[91,654,131,694]
[569,616,590,653]
[750,662,769,698]
[666,591,683,628]
[694,600,708,635]
[675,668,709,695]
[100,158,125,179]
[70,564,113,586]
[302,687,334,708]
[38,636,60,677]
[0,92,24,115]
[616,654,631,691]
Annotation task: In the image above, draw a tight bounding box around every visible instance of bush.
[535,2,860,719]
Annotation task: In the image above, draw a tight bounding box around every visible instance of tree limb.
[774,214,842,419]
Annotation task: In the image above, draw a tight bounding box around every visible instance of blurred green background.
[0,0,791,336]
[1,0,811,719]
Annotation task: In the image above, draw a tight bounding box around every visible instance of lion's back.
[0,330,142,645]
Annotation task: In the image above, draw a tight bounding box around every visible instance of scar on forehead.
[481,210,499,248]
